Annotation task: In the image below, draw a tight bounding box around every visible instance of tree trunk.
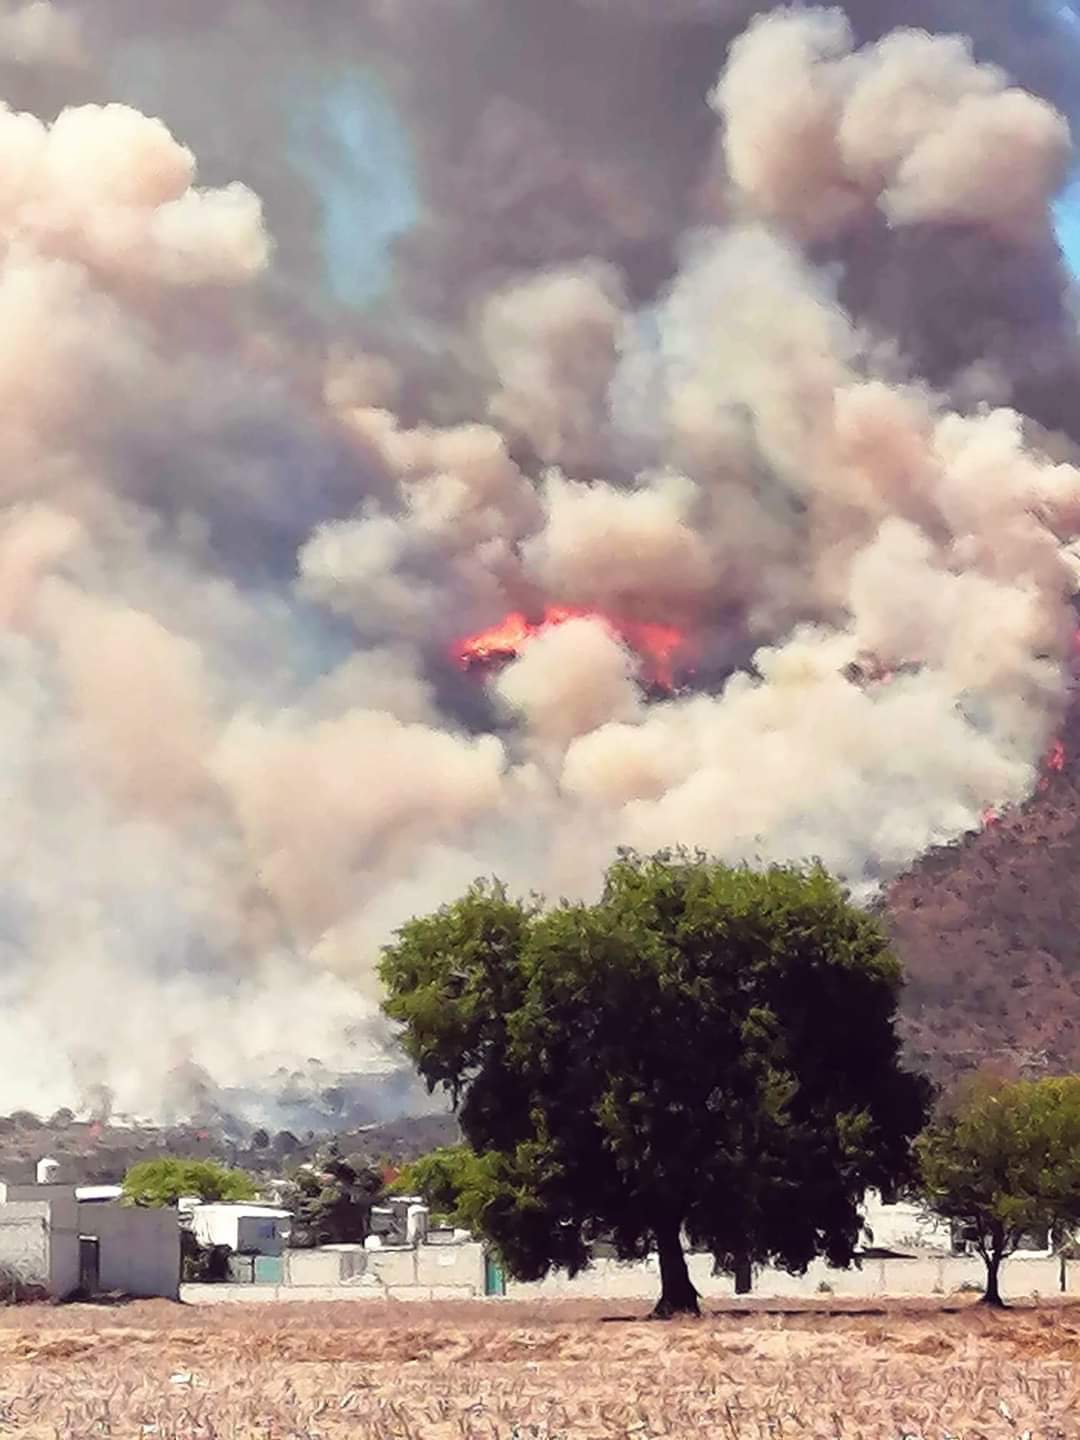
[651,1220,700,1319]
[981,1249,1006,1308]
[733,1251,753,1295]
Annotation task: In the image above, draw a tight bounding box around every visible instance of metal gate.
[484,1252,506,1297]
[78,1236,100,1295]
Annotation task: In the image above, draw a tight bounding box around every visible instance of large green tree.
[381,850,929,1316]
[122,1158,257,1207]
[917,1074,1080,1306]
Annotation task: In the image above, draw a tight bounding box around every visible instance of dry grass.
[0,1297,1079,1438]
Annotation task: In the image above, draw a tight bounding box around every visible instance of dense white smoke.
[0,3,1079,1120]
[714,11,1070,243]
[0,1,81,67]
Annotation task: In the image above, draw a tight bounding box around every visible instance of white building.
[860,1189,954,1254]
[859,1189,1054,1259]
[0,1180,180,1299]
[188,1203,292,1256]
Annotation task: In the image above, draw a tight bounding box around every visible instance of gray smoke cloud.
[0,0,1078,1121]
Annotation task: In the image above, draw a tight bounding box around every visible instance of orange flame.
[985,737,1066,820]
[1037,737,1066,792]
[452,605,689,689]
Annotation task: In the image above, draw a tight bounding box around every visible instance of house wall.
[77,1203,180,1300]
[0,1188,81,1299]
[0,1183,76,1203]
[191,1207,241,1251]
[0,1195,80,1298]
[190,1206,291,1255]
[48,1194,79,1299]
[0,1202,51,1291]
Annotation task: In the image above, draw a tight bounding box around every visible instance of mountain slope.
[887,709,1080,1086]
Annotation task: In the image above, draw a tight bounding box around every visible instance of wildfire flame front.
[452,606,690,690]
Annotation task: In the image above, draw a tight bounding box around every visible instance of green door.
[484,1252,506,1296]
[254,1254,283,1285]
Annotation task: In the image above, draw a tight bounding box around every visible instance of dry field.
[0,1297,1078,1439]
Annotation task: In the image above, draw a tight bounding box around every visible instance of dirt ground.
[0,1296,1078,1439]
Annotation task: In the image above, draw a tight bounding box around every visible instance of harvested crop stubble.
[0,1299,1079,1437]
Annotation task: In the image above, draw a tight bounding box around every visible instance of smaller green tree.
[916,1075,1080,1306]
[391,1146,497,1229]
[284,1144,384,1248]
[122,1158,257,1208]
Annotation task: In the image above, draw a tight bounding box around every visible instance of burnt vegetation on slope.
[887,697,1080,1086]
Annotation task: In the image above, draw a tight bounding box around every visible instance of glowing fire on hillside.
[452,605,690,689]
[981,737,1067,828]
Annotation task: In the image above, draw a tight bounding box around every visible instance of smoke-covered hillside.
[0,1,1079,1119]
[889,692,1080,1085]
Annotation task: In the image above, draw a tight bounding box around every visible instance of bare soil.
[0,1296,1078,1438]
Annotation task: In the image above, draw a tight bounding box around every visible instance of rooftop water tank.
[36,1156,60,1185]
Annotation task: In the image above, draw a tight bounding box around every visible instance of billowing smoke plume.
[1,0,1080,1120]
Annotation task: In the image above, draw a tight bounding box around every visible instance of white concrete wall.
[505,1253,1065,1301]
[285,1248,351,1286]
[47,1193,79,1299]
[181,1253,1071,1307]
[0,1202,51,1291]
[281,1243,486,1297]
[369,1242,486,1299]
[320,1244,367,1280]
[365,1247,418,1290]
[78,1204,180,1300]
[0,1187,80,1299]
[183,1283,379,1304]
[347,1243,487,1298]
[0,1195,80,1298]
[178,1244,1075,1307]
[416,1241,486,1294]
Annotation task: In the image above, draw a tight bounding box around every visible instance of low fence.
[181,1247,1080,1306]
[182,1241,487,1304]
[507,1253,1067,1302]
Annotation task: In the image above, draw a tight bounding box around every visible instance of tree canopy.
[381,850,930,1315]
[122,1158,257,1208]
[284,1144,384,1248]
[391,1145,497,1230]
[917,1074,1080,1305]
